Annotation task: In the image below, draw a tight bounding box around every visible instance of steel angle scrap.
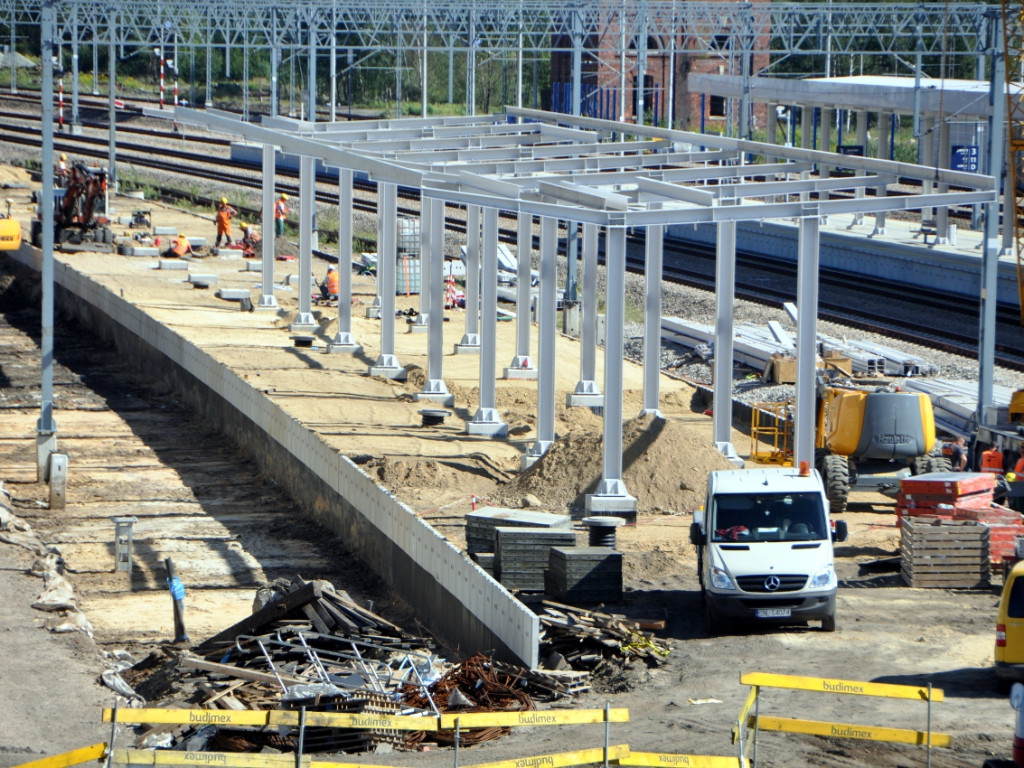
[746,716,953,747]
[740,672,944,702]
[9,742,108,768]
[439,709,630,728]
[112,751,308,768]
[615,752,748,767]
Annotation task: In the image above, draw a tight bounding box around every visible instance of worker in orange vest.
[215,197,238,247]
[274,193,289,237]
[320,264,339,300]
[981,446,1005,475]
[165,233,191,258]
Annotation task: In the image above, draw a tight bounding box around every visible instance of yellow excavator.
[752,372,946,514]
[0,198,22,251]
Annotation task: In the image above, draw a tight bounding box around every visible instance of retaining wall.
[4,246,539,667]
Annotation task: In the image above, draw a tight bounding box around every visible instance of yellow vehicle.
[997,560,1024,692]
[0,198,21,251]
[751,373,947,515]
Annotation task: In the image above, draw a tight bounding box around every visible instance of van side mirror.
[832,519,849,543]
[690,522,706,546]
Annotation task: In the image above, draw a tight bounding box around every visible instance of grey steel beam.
[872,111,891,236]
[641,224,663,417]
[467,207,508,437]
[523,216,558,468]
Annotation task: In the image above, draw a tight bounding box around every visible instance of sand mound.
[493,413,735,516]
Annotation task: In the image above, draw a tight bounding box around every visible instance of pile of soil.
[493,413,735,516]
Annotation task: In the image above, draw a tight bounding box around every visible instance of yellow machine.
[752,376,946,514]
[0,199,22,251]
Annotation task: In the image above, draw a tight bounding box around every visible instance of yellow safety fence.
[734,671,950,765]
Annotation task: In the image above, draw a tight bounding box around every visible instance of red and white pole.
[1011,683,1024,767]
[58,74,64,129]
[159,51,165,109]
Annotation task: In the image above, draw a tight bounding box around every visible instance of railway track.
[1,102,1019,372]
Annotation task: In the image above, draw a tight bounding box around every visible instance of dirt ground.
[0,171,1016,767]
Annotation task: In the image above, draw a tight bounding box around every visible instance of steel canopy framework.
[164,104,996,508]
[0,2,1008,121]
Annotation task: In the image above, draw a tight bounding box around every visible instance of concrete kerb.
[2,245,539,667]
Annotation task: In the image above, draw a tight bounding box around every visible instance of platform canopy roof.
[688,74,1021,121]
[169,105,997,228]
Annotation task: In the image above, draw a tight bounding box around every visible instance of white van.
[690,466,848,633]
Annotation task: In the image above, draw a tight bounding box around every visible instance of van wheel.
[821,612,837,632]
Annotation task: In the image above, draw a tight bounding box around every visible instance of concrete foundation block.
[368,365,407,381]
[503,366,538,380]
[566,392,605,408]
[217,288,251,301]
[584,493,638,524]
[130,247,161,258]
[454,344,481,355]
[327,342,363,355]
[188,273,218,289]
[244,261,263,272]
[414,392,456,407]
[153,226,177,236]
[466,420,509,438]
[158,259,189,270]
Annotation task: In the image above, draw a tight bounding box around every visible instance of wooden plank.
[194,579,322,651]
[739,672,943,701]
[8,743,107,768]
[749,715,951,747]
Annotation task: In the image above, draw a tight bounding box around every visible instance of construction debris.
[537,601,670,671]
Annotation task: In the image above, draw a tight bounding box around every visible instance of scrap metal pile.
[118,576,578,753]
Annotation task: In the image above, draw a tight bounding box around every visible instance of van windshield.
[711,492,826,543]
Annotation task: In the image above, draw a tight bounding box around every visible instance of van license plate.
[756,608,791,618]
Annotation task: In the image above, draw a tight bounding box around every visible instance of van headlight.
[710,566,736,590]
[810,564,835,589]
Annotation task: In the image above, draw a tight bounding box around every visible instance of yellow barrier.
[736,670,950,763]
[102,707,628,731]
[112,746,632,768]
[739,672,944,702]
[745,716,952,748]
[10,743,108,768]
[616,751,748,767]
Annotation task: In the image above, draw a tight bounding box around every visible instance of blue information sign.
[951,145,979,172]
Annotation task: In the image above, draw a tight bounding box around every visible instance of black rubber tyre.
[911,456,931,475]
[821,612,837,632]
[823,454,850,516]
[929,456,952,473]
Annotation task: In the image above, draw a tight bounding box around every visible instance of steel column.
[506,211,536,376]
[794,216,820,470]
[457,205,481,352]
[641,224,663,416]
[371,183,404,378]
[258,142,278,309]
[712,219,735,453]
[107,13,117,194]
[568,222,601,405]
[873,111,891,235]
[70,11,80,130]
[586,226,636,516]
[467,207,508,436]
[291,155,316,330]
[307,15,316,123]
[420,198,452,403]
[329,168,361,353]
[936,117,951,242]
[524,216,558,467]
[37,0,58,481]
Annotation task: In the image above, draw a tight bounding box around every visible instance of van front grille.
[736,574,808,593]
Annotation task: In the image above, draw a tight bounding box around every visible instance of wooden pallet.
[900,518,990,588]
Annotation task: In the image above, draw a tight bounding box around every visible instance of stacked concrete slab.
[465,507,572,555]
[494,527,577,591]
[545,546,623,603]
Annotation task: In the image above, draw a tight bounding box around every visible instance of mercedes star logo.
[764,575,781,591]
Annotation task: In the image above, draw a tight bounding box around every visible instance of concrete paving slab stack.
[465,507,572,555]
[494,527,577,591]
